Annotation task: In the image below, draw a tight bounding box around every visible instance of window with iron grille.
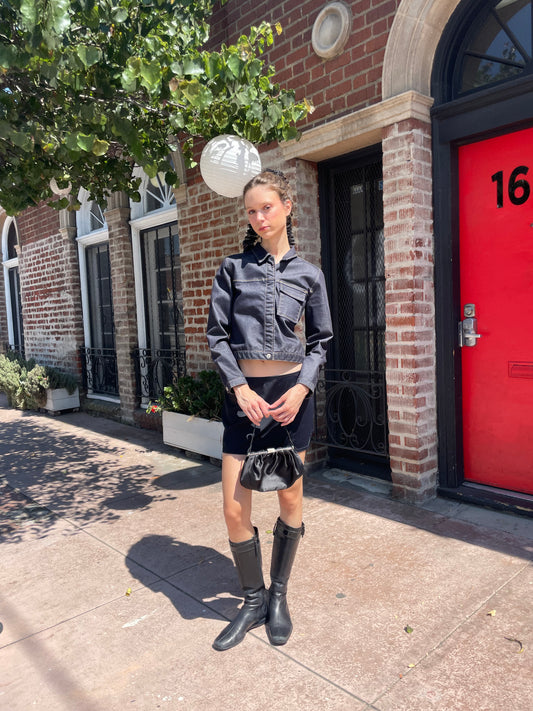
[83,242,118,396]
[4,220,24,354]
[137,221,186,398]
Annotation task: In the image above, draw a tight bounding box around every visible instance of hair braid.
[286,214,295,247]
[242,223,259,252]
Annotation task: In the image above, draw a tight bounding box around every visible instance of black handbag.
[239,426,305,492]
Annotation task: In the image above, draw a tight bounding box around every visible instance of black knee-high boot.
[212,527,268,651]
[266,517,304,646]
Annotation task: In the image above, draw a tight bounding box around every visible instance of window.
[450,0,533,98]
[142,222,184,353]
[146,172,177,213]
[89,202,105,232]
[2,218,24,353]
[130,163,185,400]
[76,191,118,398]
[86,243,115,351]
[130,164,177,222]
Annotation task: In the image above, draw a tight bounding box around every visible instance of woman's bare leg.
[221,453,254,542]
[276,451,305,526]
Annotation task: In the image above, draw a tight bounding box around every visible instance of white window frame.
[2,217,21,348]
[130,206,179,355]
[76,190,119,402]
[129,165,180,405]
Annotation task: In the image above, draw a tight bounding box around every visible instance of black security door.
[318,149,390,477]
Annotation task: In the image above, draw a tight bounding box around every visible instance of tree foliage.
[0,0,311,215]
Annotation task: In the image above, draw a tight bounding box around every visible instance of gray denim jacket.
[207,244,333,393]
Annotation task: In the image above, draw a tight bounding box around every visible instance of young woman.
[206,169,332,651]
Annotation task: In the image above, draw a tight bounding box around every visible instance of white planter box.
[163,410,223,460]
[44,387,80,414]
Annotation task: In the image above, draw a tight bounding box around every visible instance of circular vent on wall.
[312,2,352,60]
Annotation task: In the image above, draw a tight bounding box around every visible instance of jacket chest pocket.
[276,281,307,323]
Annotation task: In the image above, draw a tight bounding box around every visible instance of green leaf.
[122,57,142,91]
[10,130,33,152]
[19,0,38,31]
[226,54,244,79]
[143,161,158,179]
[77,45,102,68]
[91,139,109,156]
[179,79,212,109]
[182,57,204,77]
[112,7,129,23]
[139,59,161,92]
[205,53,222,79]
[267,103,283,126]
[247,59,262,79]
[64,132,80,151]
[0,44,18,69]
[165,170,178,186]
[76,133,96,152]
[169,111,185,130]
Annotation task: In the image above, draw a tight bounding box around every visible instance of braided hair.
[242,169,294,252]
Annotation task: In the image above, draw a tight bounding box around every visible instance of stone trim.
[382,0,462,99]
[281,90,434,162]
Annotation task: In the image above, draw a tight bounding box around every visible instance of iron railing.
[80,347,119,397]
[132,347,186,401]
[5,343,25,358]
[313,368,389,459]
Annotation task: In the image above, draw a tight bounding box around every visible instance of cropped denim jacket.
[207,244,333,393]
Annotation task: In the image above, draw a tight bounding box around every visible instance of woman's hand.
[233,383,271,427]
[268,384,310,426]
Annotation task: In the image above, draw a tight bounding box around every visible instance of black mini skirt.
[222,372,315,455]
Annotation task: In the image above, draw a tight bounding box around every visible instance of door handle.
[459,304,482,348]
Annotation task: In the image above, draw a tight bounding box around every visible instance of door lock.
[459,303,482,347]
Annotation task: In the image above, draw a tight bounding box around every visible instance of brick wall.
[16,205,84,375]
[104,194,139,423]
[382,118,438,501]
[210,0,400,126]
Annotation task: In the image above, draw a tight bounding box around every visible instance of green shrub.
[0,351,78,410]
[148,370,224,421]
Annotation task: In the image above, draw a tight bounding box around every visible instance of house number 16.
[491,166,530,208]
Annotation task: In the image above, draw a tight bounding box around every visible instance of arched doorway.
[432,0,533,501]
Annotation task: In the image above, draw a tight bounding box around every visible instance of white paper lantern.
[200,135,262,198]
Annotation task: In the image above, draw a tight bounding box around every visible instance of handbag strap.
[246,422,297,455]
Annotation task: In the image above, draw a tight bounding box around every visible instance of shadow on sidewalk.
[0,406,218,544]
[125,534,240,621]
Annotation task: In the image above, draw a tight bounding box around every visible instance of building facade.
[2,0,532,512]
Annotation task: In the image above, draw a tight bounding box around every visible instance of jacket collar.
[252,244,298,264]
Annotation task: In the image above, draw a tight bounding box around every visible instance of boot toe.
[266,623,293,646]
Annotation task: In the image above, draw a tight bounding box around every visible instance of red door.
[458,127,533,495]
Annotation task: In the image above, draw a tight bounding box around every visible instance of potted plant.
[0,351,80,413]
[148,370,224,460]
[42,364,80,413]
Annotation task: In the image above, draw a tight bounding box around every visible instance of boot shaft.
[229,526,264,593]
[270,518,304,586]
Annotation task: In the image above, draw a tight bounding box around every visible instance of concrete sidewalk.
[1,395,532,711]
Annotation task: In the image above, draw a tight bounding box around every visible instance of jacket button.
[265,353,272,359]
